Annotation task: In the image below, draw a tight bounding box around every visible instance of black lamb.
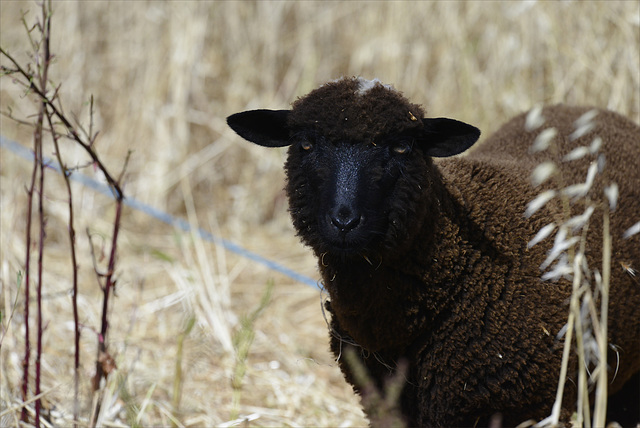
[227,77,640,426]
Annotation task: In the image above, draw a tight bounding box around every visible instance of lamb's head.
[227,77,480,259]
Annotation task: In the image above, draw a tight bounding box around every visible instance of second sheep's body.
[227,77,640,426]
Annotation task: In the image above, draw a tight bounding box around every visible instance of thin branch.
[0,46,124,201]
[0,110,37,127]
[89,95,95,146]
[34,3,53,426]
[35,109,45,428]
[90,197,124,428]
[13,13,42,420]
[21,98,38,428]
[4,4,128,426]
[86,230,109,285]
[47,103,80,427]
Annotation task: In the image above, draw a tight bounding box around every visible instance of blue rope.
[1,135,320,289]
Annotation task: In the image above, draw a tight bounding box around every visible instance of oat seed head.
[540,227,580,270]
[589,136,603,154]
[528,222,557,249]
[561,162,598,201]
[529,127,558,153]
[584,162,598,189]
[623,221,640,239]
[531,161,558,186]
[574,109,599,130]
[597,153,606,174]
[569,123,596,141]
[525,105,545,131]
[564,206,595,232]
[541,254,573,282]
[525,189,557,218]
[562,146,590,162]
[604,183,619,211]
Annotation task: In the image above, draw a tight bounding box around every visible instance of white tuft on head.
[355,77,395,96]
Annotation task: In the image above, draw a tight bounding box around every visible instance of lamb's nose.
[330,207,361,232]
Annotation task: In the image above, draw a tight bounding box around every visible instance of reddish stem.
[90,196,123,427]
[48,108,80,426]
[35,109,45,428]
[4,3,127,425]
[21,116,38,426]
[35,4,52,426]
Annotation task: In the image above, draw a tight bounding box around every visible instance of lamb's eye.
[392,142,412,154]
[300,140,314,151]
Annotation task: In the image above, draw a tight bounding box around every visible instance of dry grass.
[0,1,638,426]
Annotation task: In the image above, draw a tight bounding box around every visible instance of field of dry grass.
[1,1,638,427]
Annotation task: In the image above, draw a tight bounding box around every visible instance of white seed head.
[589,136,603,153]
[528,222,557,248]
[561,162,598,200]
[529,127,557,153]
[623,221,640,239]
[569,109,598,141]
[557,323,569,339]
[541,228,580,270]
[597,153,606,173]
[525,189,557,218]
[525,105,545,131]
[563,146,589,162]
[540,263,573,281]
[565,206,595,232]
[531,161,557,186]
[575,109,599,128]
[604,183,619,211]
[570,123,595,141]
[541,256,573,281]
[561,183,589,200]
[584,162,598,189]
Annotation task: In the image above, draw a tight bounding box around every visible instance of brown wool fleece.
[404,105,640,425]
[240,77,640,426]
[300,96,639,425]
[288,77,425,142]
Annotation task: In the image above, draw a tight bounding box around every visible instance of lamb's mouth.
[326,238,364,254]
[319,218,381,256]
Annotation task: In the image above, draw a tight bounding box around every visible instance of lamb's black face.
[226,77,481,261]
[285,132,423,258]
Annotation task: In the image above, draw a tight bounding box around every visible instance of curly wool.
[288,77,425,143]
[292,101,640,426]
[227,78,640,426]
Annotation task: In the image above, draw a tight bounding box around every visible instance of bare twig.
[21,88,37,427]
[2,2,128,426]
[34,98,45,428]
[47,92,80,427]
[34,4,53,427]
[90,194,124,427]
[0,47,123,200]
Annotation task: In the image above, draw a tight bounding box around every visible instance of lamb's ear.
[419,118,481,157]
[227,109,291,147]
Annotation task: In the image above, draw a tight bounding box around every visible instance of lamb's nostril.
[331,212,361,232]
